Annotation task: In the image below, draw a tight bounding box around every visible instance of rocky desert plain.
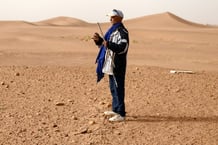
[0,12,218,145]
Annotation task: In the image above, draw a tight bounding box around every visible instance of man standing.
[93,9,129,122]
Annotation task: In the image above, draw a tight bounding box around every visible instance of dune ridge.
[125,12,215,29]
[0,12,217,28]
[35,16,90,26]
[166,12,209,28]
[0,21,36,27]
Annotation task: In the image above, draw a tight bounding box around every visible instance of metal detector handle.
[97,22,105,40]
[97,22,108,50]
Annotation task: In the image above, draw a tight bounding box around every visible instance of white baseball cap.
[107,9,124,18]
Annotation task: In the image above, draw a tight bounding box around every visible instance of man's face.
[110,16,122,24]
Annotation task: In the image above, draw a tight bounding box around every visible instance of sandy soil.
[0,12,218,145]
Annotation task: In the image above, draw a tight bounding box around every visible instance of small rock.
[55,102,65,106]
[1,82,5,85]
[15,72,20,76]
[68,99,74,104]
[71,140,76,143]
[99,102,105,105]
[74,127,89,135]
[55,129,60,132]
[106,103,112,108]
[89,121,95,125]
[72,116,78,120]
[20,91,25,95]
[174,88,181,93]
[53,124,58,128]
[114,131,121,135]
[88,88,93,92]
[18,128,27,134]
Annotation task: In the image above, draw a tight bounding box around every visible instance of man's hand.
[92,32,103,46]
[92,33,101,41]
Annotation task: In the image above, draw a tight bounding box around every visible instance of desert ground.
[0,12,218,145]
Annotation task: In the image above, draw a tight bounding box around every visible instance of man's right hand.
[92,32,103,46]
[92,33,101,41]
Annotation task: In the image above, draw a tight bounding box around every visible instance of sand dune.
[0,12,217,29]
[0,21,36,27]
[125,12,214,29]
[35,16,91,26]
[1,12,216,28]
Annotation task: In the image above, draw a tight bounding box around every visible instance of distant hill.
[0,12,216,28]
[125,12,212,29]
[35,16,90,26]
[0,21,36,27]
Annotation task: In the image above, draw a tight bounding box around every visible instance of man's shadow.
[126,115,218,123]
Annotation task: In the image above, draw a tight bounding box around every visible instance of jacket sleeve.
[107,28,129,54]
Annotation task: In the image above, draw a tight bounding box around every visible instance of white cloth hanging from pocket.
[102,49,115,75]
